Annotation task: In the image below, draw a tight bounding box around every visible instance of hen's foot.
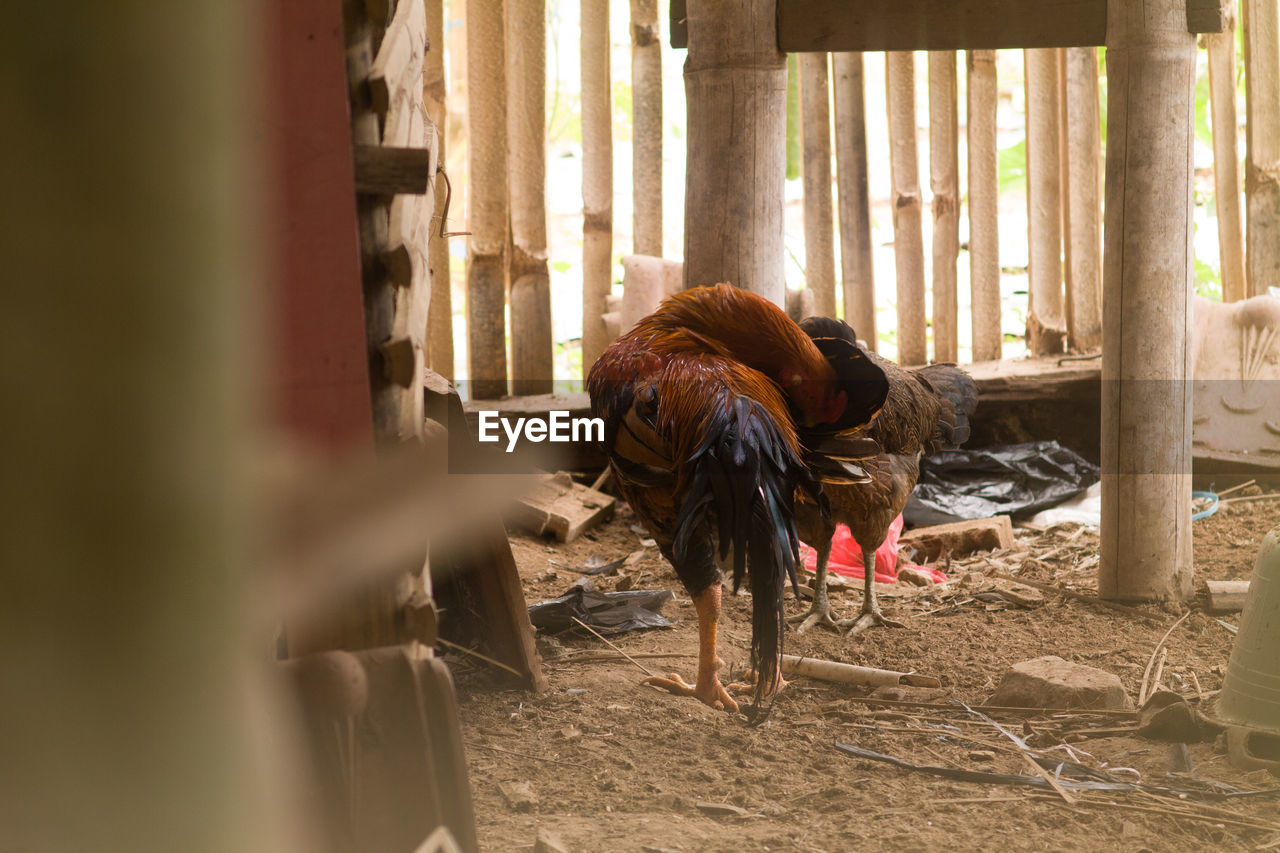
[839,606,904,637]
[643,672,739,713]
[787,601,842,633]
[725,670,790,698]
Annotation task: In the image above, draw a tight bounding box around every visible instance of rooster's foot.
[839,607,904,637]
[787,603,842,633]
[643,672,739,713]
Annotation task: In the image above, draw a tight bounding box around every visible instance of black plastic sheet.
[904,441,1101,526]
[527,577,676,634]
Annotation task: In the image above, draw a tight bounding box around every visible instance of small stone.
[499,781,538,812]
[897,566,937,586]
[614,574,635,592]
[534,828,570,853]
[654,792,686,810]
[986,655,1133,710]
[968,749,997,762]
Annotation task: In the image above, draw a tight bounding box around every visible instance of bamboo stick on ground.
[967,49,1002,362]
[929,51,959,363]
[832,52,877,349]
[886,51,927,365]
[581,0,613,369]
[800,52,837,318]
[781,655,941,688]
[1207,9,1248,303]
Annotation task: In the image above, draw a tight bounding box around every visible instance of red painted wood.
[264,0,374,453]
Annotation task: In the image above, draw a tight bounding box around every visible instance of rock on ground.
[985,654,1133,710]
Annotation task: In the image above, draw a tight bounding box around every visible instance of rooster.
[587,285,887,711]
[790,317,978,635]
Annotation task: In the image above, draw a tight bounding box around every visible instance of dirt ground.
[448,488,1280,852]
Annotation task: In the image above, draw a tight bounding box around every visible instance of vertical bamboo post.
[466,0,509,399]
[967,49,1002,362]
[631,0,663,256]
[1243,0,1280,294]
[581,0,613,369]
[1099,0,1196,601]
[886,51,927,365]
[929,51,960,363]
[1025,48,1066,355]
[833,52,877,349]
[1061,47,1103,350]
[2,2,277,848]
[800,52,837,317]
[425,0,454,379]
[506,0,552,394]
[683,0,787,305]
[1207,8,1248,303]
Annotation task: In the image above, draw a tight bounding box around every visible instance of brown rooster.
[587,285,887,711]
[790,317,978,636]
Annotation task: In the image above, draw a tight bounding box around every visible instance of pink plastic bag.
[799,514,947,584]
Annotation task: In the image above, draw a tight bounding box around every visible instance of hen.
[790,317,979,636]
[587,285,886,711]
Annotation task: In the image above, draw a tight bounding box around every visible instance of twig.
[830,694,1139,717]
[1216,618,1240,635]
[1064,793,1280,834]
[1190,670,1204,702]
[1220,493,1280,506]
[989,572,1164,625]
[956,701,1076,804]
[1139,611,1190,706]
[464,740,591,769]
[552,651,694,664]
[570,616,656,677]
[1215,479,1257,498]
[590,466,612,492]
[436,637,523,678]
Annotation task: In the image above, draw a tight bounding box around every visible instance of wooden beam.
[832,52,877,349]
[581,0,613,367]
[1025,48,1067,355]
[967,49,1003,362]
[776,0,1228,52]
[631,0,663,256]
[886,51,927,365]
[1061,47,1103,350]
[800,52,837,317]
[928,51,959,363]
[683,0,788,304]
[1099,0,1197,602]
[353,144,433,195]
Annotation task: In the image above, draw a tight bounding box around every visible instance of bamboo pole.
[1099,0,1196,602]
[631,0,663,256]
[800,52,837,317]
[1025,48,1066,355]
[424,0,453,380]
[1207,8,1248,303]
[1061,47,1103,350]
[506,0,552,395]
[886,51,927,365]
[683,0,787,305]
[833,52,877,349]
[466,0,509,399]
[929,51,959,363]
[1243,0,1280,295]
[967,49,1002,362]
[581,0,613,369]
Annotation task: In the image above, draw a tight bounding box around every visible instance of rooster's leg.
[787,531,841,633]
[643,584,739,712]
[840,544,905,636]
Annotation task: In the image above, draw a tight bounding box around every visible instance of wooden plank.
[1206,579,1250,612]
[886,51,927,365]
[832,52,877,349]
[354,144,433,194]
[778,0,1107,52]
[967,49,1002,362]
[899,515,1015,560]
[800,52,837,317]
[508,471,617,542]
[369,0,427,118]
[1188,0,1231,33]
[424,0,453,380]
[928,51,960,363]
[1207,9,1247,303]
[1099,0,1197,602]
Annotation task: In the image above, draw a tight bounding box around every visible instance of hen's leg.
[787,528,841,633]
[643,584,739,712]
[840,543,905,636]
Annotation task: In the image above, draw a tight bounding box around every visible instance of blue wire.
[1192,490,1219,521]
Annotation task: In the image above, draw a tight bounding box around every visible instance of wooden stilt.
[1061,46,1103,350]
[1243,0,1280,295]
[581,0,613,368]
[929,51,960,363]
[833,52,877,348]
[425,0,454,379]
[631,0,663,257]
[886,51,927,365]
[1207,8,1247,303]
[1025,48,1066,355]
[800,52,837,317]
[967,49,1002,362]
